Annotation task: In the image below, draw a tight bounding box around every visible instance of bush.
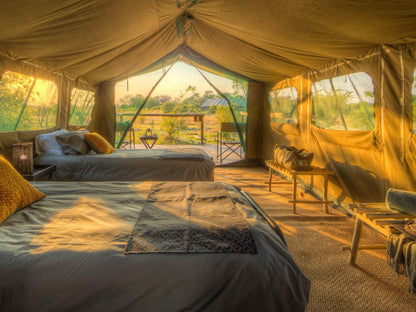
[215,105,233,125]
[160,117,187,143]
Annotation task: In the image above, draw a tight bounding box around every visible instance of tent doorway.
[114,61,248,163]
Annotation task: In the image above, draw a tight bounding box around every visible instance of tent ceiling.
[1,0,415,85]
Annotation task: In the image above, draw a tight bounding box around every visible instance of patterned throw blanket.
[387,230,416,294]
[124,182,257,254]
[387,231,413,275]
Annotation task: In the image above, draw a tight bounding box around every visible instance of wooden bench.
[342,203,416,265]
[265,160,334,214]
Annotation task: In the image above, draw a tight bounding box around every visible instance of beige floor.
[214,166,416,312]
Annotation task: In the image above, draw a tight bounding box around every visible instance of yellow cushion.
[0,155,45,224]
[84,132,115,154]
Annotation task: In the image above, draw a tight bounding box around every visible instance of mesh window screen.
[269,87,298,124]
[69,88,95,128]
[312,72,375,131]
[0,71,57,131]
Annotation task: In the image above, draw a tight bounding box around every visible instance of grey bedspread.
[0,181,310,312]
[34,148,215,181]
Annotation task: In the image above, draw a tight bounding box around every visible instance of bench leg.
[292,173,297,214]
[323,175,329,213]
[349,218,363,265]
[268,166,273,192]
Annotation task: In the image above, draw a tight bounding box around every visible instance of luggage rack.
[342,202,416,265]
[265,160,334,214]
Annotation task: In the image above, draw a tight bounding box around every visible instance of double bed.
[0,180,310,311]
[34,148,215,181]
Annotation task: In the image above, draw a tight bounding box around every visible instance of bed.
[34,148,215,181]
[0,180,310,312]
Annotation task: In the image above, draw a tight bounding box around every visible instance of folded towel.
[386,188,416,216]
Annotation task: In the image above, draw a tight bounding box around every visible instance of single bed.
[0,181,310,312]
[34,148,215,181]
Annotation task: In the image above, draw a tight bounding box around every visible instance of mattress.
[34,148,215,181]
[0,181,310,312]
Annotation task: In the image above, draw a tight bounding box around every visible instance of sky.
[311,72,375,104]
[114,62,236,103]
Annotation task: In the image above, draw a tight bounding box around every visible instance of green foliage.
[162,101,176,113]
[0,71,58,131]
[160,117,187,143]
[311,90,374,130]
[209,105,217,114]
[270,93,297,123]
[347,103,374,130]
[69,89,94,126]
[215,105,232,125]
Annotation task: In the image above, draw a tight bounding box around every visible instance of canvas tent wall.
[263,44,416,203]
[1,0,416,203]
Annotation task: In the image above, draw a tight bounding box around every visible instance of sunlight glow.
[30,196,131,254]
[115,62,236,103]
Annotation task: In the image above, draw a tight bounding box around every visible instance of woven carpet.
[215,166,416,312]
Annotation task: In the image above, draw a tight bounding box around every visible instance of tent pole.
[14,79,36,131]
[192,64,246,153]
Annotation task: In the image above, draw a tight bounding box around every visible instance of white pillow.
[35,129,69,155]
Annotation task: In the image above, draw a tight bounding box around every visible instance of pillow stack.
[34,129,69,155]
[34,130,115,156]
[55,130,91,155]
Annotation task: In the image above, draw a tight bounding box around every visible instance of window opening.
[311,72,375,130]
[0,71,58,131]
[269,87,298,124]
[69,88,95,128]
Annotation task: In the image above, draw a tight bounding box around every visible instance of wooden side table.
[21,164,56,181]
[140,136,158,149]
[266,160,334,213]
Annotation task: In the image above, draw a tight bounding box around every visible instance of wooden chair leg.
[324,175,329,213]
[292,173,297,214]
[349,218,363,265]
[268,166,273,192]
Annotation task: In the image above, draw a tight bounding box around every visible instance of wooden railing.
[117,113,205,144]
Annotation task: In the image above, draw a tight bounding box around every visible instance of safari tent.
[1,1,416,310]
[1,0,416,202]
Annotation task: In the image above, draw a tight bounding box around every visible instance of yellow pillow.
[0,155,45,224]
[84,132,115,154]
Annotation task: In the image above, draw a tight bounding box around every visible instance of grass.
[116,111,222,146]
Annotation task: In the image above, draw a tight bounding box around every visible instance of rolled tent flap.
[90,81,116,144]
